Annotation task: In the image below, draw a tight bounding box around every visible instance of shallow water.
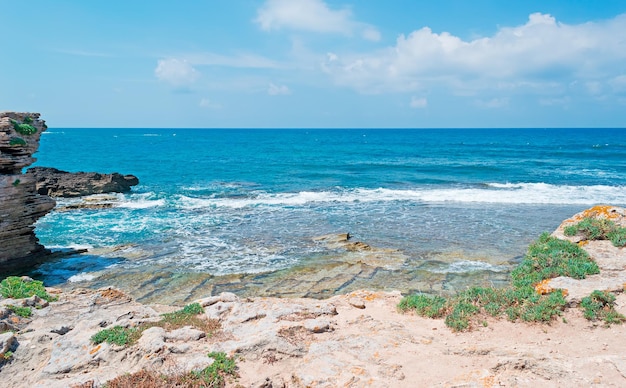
[23,128,626,304]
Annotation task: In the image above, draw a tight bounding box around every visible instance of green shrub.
[10,119,37,135]
[23,116,33,124]
[565,217,626,248]
[397,294,447,318]
[158,302,215,332]
[0,351,13,361]
[91,325,140,346]
[8,137,26,146]
[607,228,626,247]
[189,352,237,387]
[581,290,626,325]
[0,276,56,302]
[12,179,20,187]
[399,232,590,331]
[511,233,598,289]
[7,304,32,318]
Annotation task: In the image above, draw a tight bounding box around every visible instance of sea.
[25,128,626,304]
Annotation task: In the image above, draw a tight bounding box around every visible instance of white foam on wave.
[176,183,626,208]
[447,260,506,273]
[48,243,94,250]
[116,193,165,209]
[68,272,96,282]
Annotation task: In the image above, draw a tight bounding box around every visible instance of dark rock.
[0,112,55,266]
[26,167,139,197]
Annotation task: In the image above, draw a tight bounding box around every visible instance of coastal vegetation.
[8,137,27,147]
[580,290,626,324]
[0,276,56,302]
[398,231,624,331]
[9,118,37,135]
[564,217,626,247]
[104,352,237,388]
[6,304,32,318]
[90,302,219,346]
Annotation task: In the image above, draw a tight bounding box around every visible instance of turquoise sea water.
[27,128,626,300]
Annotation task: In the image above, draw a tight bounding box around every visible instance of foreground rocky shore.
[1,206,625,387]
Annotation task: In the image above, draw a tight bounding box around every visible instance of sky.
[1,0,626,128]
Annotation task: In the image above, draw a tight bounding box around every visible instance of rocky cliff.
[26,167,139,197]
[0,112,55,266]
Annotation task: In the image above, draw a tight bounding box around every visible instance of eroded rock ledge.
[26,167,139,198]
[0,112,55,266]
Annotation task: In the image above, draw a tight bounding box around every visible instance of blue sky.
[1,0,626,128]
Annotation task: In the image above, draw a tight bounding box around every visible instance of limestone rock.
[137,326,165,353]
[165,327,206,341]
[0,111,55,266]
[26,167,139,197]
[0,331,17,355]
[548,205,626,303]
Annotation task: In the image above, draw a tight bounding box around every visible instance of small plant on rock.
[7,304,32,318]
[397,294,447,318]
[8,137,27,146]
[90,325,140,346]
[564,217,626,248]
[0,276,56,302]
[0,351,13,361]
[9,119,37,135]
[581,290,626,325]
[189,352,237,387]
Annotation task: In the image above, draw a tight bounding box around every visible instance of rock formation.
[26,167,139,197]
[0,112,55,266]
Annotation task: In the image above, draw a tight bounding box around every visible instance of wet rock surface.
[26,167,138,198]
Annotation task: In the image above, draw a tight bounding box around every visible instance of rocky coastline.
[0,206,625,387]
[0,111,139,269]
[0,112,55,267]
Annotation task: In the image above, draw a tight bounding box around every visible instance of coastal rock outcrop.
[26,167,139,197]
[547,205,626,302]
[0,112,55,266]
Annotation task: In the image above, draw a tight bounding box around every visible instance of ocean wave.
[175,183,626,208]
[68,272,96,282]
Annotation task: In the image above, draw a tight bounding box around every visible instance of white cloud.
[321,13,626,97]
[268,83,291,95]
[199,98,222,109]
[256,0,380,40]
[409,96,427,108]
[155,58,200,87]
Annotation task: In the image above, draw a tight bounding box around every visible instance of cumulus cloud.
[256,0,380,41]
[268,83,291,95]
[155,58,200,87]
[410,96,427,108]
[321,13,626,98]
